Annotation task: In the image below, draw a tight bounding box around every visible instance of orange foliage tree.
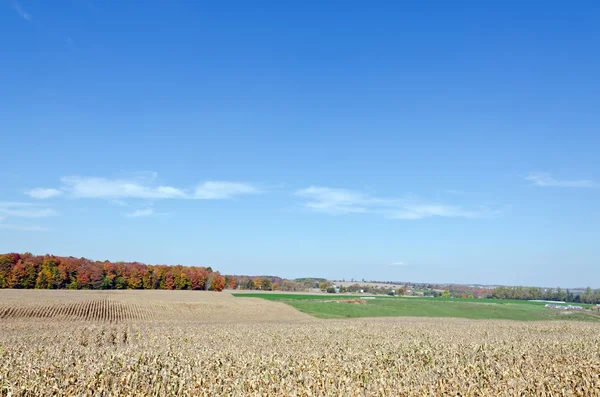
[0,252,225,291]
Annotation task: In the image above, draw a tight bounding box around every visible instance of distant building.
[545,304,583,310]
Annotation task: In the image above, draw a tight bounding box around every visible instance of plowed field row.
[0,298,164,322]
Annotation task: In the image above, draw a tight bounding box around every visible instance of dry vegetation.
[0,290,308,323]
[1,291,600,396]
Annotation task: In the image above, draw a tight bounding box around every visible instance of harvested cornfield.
[0,290,310,323]
[0,296,160,322]
[1,291,599,396]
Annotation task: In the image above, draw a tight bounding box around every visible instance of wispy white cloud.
[295,186,496,220]
[294,187,372,214]
[194,181,260,199]
[11,0,31,20]
[0,223,48,231]
[0,202,57,218]
[387,261,409,267]
[60,176,186,199]
[0,202,53,231]
[390,204,479,220]
[46,175,261,200]
[125,208,154,218]
[26,188,62,199]
[526,172,596,188]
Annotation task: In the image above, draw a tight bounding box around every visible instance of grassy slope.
[233,293,600,321]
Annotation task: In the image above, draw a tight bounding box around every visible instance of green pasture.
[233,293,600,321]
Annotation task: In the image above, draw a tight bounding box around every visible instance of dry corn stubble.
[0,290,599,396]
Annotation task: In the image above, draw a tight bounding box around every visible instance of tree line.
[0,253,226,291]
[229,275,305,291]
[490,285,600,304]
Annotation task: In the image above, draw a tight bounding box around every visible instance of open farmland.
[234,293,600,321]
[0,290,309,323]
[1,291,600,396]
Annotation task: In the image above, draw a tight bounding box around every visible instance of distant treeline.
[228,275,305,291]
[491,286,600,304]
[0,253,226,291]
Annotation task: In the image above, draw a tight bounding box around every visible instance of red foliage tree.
[0,252,227,292]
[187,267,208,290]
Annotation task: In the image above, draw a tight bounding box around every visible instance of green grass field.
[233,293,600,321]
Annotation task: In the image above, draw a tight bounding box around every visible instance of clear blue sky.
[1,0,599,287]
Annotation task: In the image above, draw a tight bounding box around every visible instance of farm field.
[0,289,310,323]
[1,290,600,396]
[234,292,600,321]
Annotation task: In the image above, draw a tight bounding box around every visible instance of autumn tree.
[319,281,332,291]
[0,252,234,293]
[209,273,226,291]
[188,267,208,290]
[35,257,60,289]
[75,260,103,289]
[126,263,145,289]
[279,280,301,291]
[0,253,19,288]
[245,278,255,290]
[261,278,273,291]
[9,258,39,289]
[224,275,237,289]
[163,269,176,290]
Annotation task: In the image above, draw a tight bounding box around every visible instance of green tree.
[582,287,593,304]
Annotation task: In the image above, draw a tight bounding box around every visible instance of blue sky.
[1,0,599,287]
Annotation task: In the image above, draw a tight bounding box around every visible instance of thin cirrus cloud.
[194,181,260,199]
[28,175,262,201]
[61,176,188,199]
[0,202,55,231]
[11,0,31,20]
[0,223,48,231]
[294,186,373,215]
[526,172,596,188]
[389,204,480,220]
[0,202,57,218]
[295,186,495,220]
[26,188,63,199]
[125,208,155,218]
[387,261,409,267]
